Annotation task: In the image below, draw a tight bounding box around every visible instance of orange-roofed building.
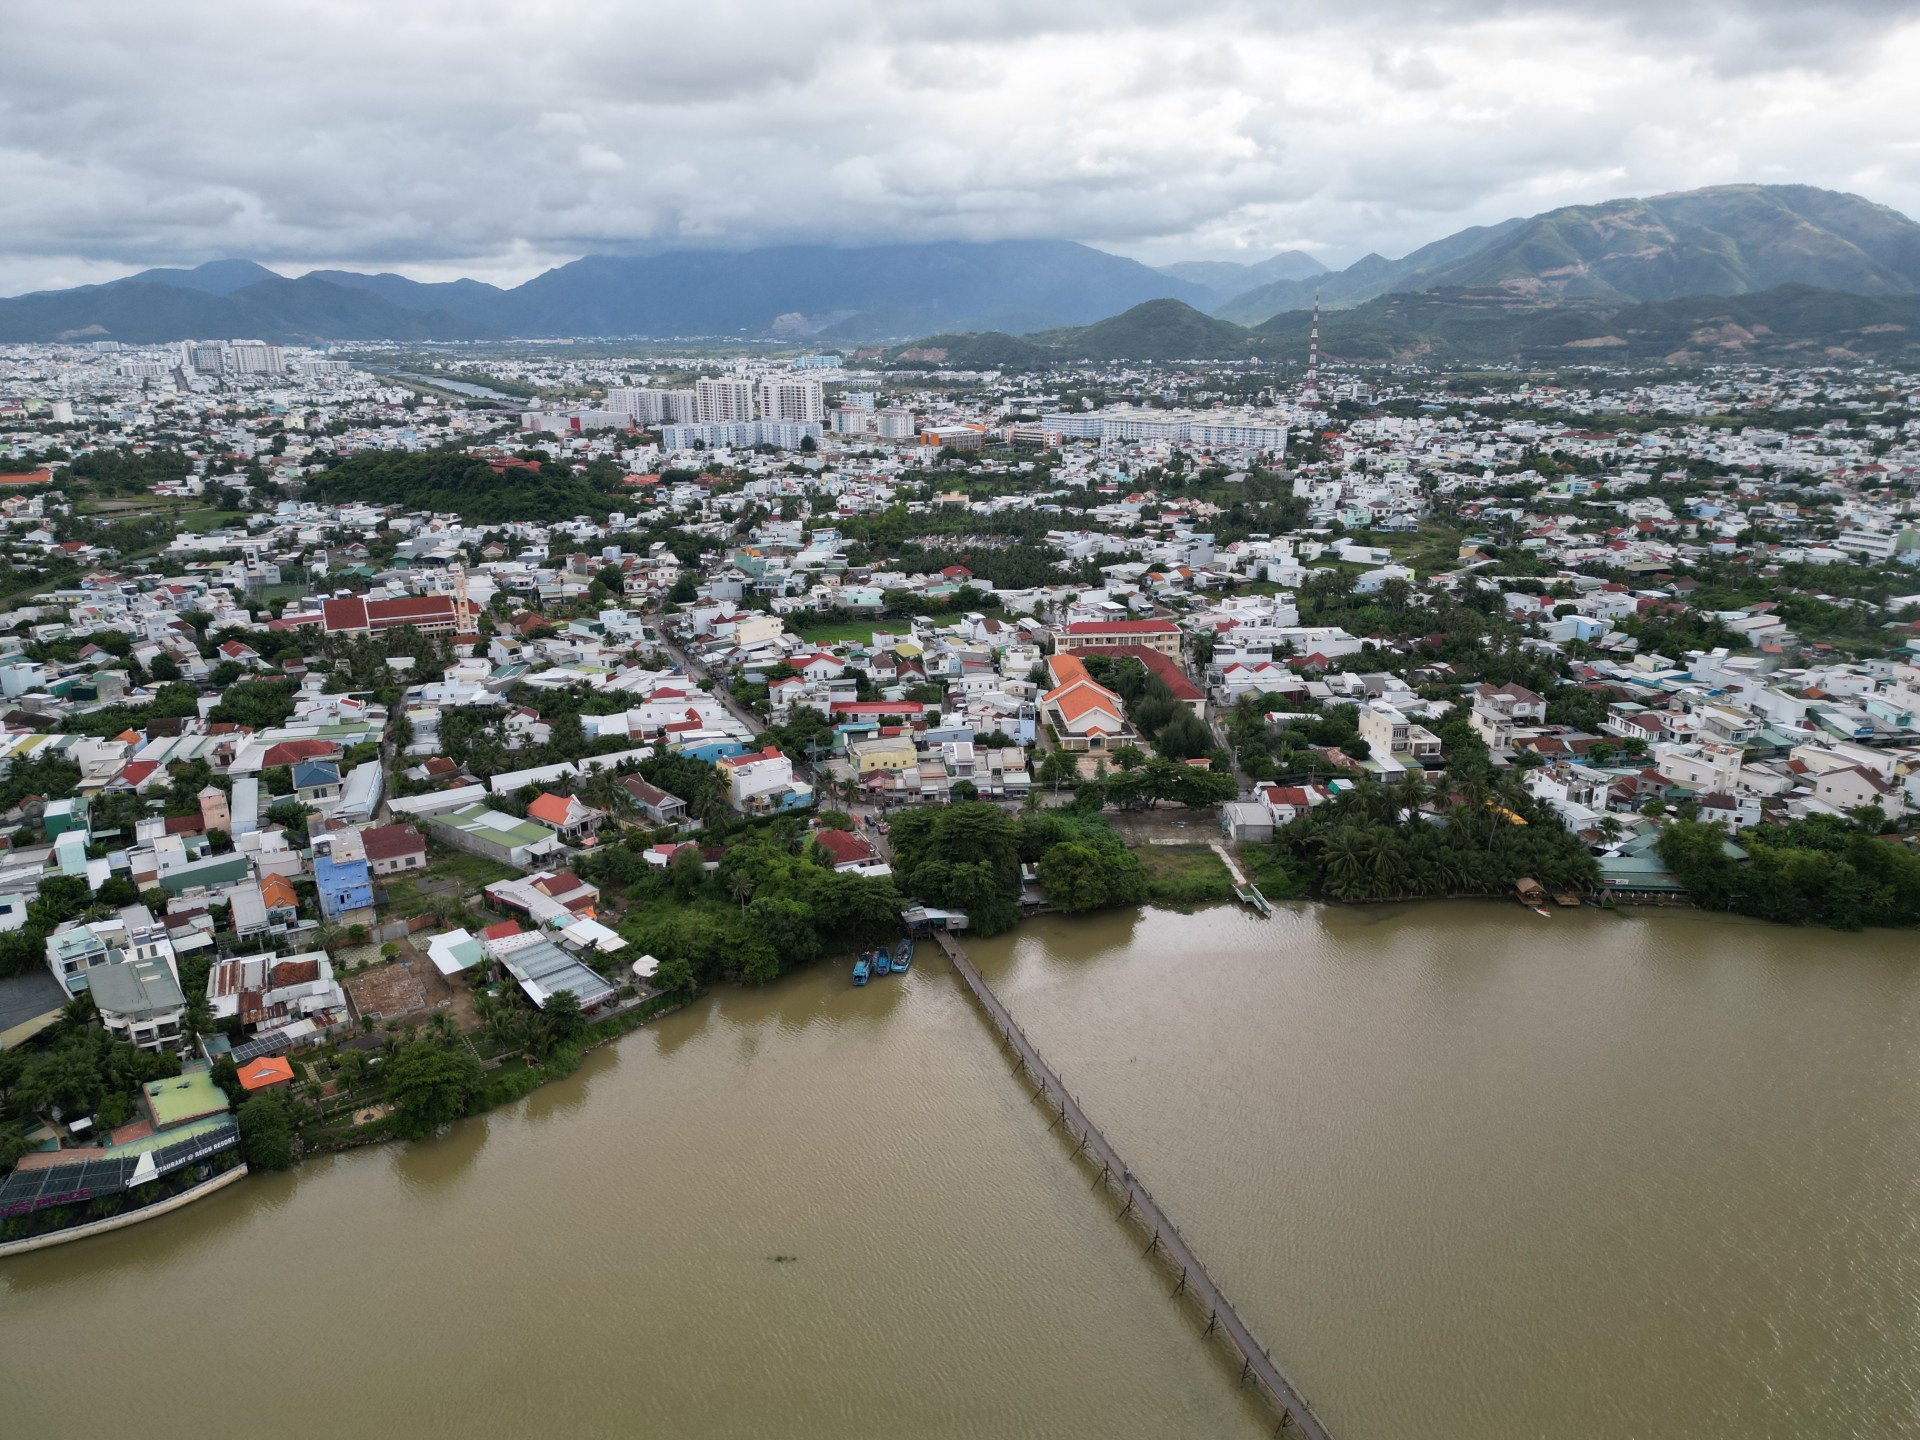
[236,1055,295,1092]
[525,791,603,842]
[1041,652,1133,754]
[259,872,300,917]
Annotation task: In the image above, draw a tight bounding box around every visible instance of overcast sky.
[3,0,1919,296]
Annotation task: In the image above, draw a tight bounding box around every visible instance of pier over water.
[932,930,1333,1438]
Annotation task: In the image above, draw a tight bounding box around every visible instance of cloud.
[0,0,1916,293]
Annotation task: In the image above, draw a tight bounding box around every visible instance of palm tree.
[1366,827,1410,898]
[1394,771,1433,825]
[1322,830,1371,901]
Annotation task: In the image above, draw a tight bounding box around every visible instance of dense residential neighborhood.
[3,334,1920,1247]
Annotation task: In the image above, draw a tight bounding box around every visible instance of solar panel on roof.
[229,1030,296,1064]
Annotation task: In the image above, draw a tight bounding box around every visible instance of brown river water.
[4,902,1918,1439]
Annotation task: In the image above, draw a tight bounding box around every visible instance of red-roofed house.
[1056,618,1183,659]
[321,593,459,636]
[813,826,879,871]
[525,791,604,842]
[261,739,341,769]
[361,823,429,876]
[1103,644,1204,715]
[1041,653,1132,753]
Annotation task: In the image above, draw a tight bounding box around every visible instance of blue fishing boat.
[872,946,892,976]
[852,952,870,986]
[893,937,914,972]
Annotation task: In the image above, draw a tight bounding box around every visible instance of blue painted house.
[314,850,373,920]
[293,759,343,806]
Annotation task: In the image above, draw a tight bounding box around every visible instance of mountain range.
[1,184,1915,347]
[884,285,1920,368]
[0,242,1215,346]
[1212,184,1920,323]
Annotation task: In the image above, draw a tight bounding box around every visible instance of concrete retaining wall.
[0,1163,250,1259]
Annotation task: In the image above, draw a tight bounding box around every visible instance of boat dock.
[931,930,1331,1437]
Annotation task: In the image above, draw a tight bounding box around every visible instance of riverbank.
[11,903,1918,1440]
[297,988,691,1158]
[0,1162,249,1258]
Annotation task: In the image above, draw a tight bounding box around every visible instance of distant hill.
[486,240,1209,339]
[8,185,1917,345]
[887,284,1920,369]
[1248,283,1920,365]
[1030,299,1256,361]
[0,274,488,345]
[120,259,285,296]
[1216,185,1920,323]
[0,239,1207,343]
[888,331,1050,368]
[303,270,509,328]
[1157,251,1327,303]
[886,300,1257,367]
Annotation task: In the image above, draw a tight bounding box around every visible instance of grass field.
[787,615,898,646]
[1137,844,1236,907]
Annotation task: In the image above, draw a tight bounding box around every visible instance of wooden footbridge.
[932,931,1332,1438]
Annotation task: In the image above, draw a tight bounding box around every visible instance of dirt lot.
[1105,808,1225,846]
[343,942,479,1033]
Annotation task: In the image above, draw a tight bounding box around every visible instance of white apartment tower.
[609,387,700,424]
[874,408,917,440]
[759,377,825,424]
[229,343,285,376]
[695,377,757,424]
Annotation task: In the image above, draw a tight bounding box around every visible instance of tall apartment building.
[695,377,756,424]
[229,343,285,376]
[874,407,917,440]
[608,386,699,424]
[759,377,825,424]
[181,342,224,375]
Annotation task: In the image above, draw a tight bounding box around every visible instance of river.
[4,903,1918,1439]
[390,372,526,401]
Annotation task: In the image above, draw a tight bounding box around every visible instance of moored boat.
[852,952,870,986]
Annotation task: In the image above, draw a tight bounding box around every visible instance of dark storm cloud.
[0,0,1915,292]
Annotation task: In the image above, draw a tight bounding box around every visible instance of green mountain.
[1248,284,1920,365]
[0,240,1211,343]
[0,274,486,344]
[1031,298,1254,360]
[1217,185,1920,324]
[886,300,1253,366]
[1157,251,1327,303]
[887,285,1920,369]
[888,331,1049,368]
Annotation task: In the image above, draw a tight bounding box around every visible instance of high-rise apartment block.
[229,343,285,375]
[759,377,825,424]
[695,377,756,423]
[874,408,917,440]
[608,387,699,424]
